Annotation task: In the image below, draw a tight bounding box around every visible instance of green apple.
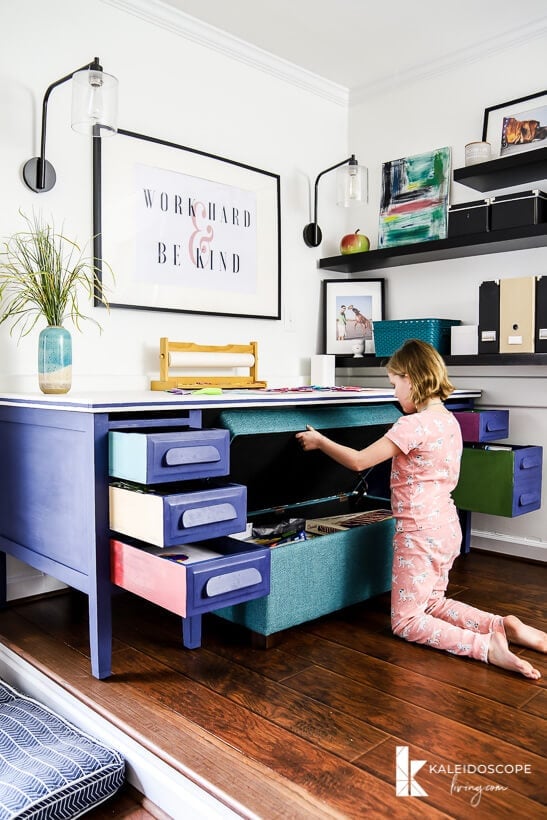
[340,229,370,254]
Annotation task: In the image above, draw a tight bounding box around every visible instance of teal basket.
[373,318,461,357]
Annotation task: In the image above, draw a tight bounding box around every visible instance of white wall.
[346,31,547,561]
[0,0,349,391]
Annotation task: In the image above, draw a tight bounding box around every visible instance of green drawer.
[452,445,542,517]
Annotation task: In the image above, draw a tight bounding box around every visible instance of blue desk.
[0,388,479,678]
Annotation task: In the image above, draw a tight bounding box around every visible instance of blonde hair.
[386,339,454,405]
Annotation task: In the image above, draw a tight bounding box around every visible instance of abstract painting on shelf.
[378,146,451,248]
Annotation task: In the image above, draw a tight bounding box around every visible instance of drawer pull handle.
[205,568,262,597]
[181,503,236,528]
[520,457,541,470]
[519,492,540,507]
[165,445,220,466]
[485,421,506,432]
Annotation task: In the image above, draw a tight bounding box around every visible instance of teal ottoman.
[214,404,397,643]
[216,517,394,640]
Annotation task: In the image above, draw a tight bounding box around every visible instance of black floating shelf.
[453,147,547,193]
[335,353,547,368]
[318,222,547,273]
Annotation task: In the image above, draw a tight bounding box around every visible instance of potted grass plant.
[0,211,109,394]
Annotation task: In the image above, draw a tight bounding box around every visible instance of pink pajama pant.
[391,520,504,663]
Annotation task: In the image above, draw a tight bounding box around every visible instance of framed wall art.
[93,129,281,319]
[378,146,451,248]
[323,278,385,355]
[482,90,547,159]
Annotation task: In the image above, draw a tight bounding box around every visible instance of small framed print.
[482,90,547,159]
[323,278,385,355]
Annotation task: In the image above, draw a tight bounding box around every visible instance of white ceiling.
[159,0,547,94]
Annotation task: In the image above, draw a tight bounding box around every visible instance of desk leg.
[88,583,112,679]
[459,509,471,555]
[182,615,202,649]
[89,414,113,679]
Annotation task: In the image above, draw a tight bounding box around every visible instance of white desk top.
[0,388,481,414]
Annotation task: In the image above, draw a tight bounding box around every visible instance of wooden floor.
[0,550,545,819]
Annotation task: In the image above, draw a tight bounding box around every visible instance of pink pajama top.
[384,408,463,533]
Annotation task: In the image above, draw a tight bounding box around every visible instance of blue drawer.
[452,410,509,442]
[111,536,270,619]
[186,547,270,615]
[452,445,542,516]
[110,481,247,546]
[109,428,230,484]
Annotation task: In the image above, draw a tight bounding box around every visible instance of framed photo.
[93,128,281,319]
[482,90,547,159]
[323,278,385,355]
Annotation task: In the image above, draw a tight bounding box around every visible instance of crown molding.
[350,17,547,105]
[101,0,348,106]
[100,1,547,109]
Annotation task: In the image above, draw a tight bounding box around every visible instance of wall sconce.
[303,154,367,247]
[23,57,118,193]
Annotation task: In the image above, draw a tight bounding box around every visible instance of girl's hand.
[295,425,322,451]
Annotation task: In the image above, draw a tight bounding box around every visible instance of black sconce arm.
[303,154,357,248]
[24,58,103,192]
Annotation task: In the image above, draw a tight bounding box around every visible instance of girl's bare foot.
[488,631,541,679]
[503,615,547,653]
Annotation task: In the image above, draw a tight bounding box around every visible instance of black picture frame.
[93,128,281,319]
[482,90,547,159]
[322,278,385,355]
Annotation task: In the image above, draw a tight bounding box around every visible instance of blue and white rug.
[0,680,125,819]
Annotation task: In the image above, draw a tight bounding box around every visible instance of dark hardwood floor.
[0,550,545,819]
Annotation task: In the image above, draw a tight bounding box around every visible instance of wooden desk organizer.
[150,339,267,390]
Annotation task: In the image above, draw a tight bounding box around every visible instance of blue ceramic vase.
[38,325,72,394]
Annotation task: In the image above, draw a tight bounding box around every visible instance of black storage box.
[448,199,489,237]
[490,189,547,231]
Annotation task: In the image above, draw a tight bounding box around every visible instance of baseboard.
[6,563,66,602]
[0,644,245,820]
[471,530,547,563]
